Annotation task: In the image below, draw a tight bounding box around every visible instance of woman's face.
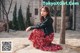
[41,8,48,17]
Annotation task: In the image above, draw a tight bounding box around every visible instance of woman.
[26,6,62,51]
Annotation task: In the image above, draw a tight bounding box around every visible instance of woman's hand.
[26,27,31,32]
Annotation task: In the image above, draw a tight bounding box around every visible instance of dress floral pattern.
[29,29,62,51]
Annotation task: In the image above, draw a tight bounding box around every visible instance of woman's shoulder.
[47,16,52,19]
[47,16,53,22]
[44,16,53,24]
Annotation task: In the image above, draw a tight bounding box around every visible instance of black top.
[30,16,54,36]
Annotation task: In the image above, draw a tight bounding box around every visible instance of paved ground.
[0,38,80,53]
[15,44,80,53]
[0,30,80,38]
[0,30,80,53]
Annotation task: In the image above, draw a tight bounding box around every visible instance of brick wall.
[52,16,69,32]
[76,5,80,30]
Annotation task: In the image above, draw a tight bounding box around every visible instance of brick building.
[0,0,80,31]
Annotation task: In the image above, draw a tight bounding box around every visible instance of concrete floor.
[0,30,80,53]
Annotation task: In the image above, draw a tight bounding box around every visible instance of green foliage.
[18,5,25,30]
[9,21,13,29]
[12,3,19,30]
[26,5,31,27]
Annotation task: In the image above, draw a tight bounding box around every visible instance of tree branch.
[0,0,13,14]
[0,9,6,15]
[0,0,7,14]
[7,0,13,14]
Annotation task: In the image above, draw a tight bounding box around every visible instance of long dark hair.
[40,6,50,22]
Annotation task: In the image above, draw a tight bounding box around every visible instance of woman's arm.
[30,18,49,30]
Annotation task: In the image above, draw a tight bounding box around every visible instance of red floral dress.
[29,29,62,51]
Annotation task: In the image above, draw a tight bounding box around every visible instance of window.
[35,8,38,15]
